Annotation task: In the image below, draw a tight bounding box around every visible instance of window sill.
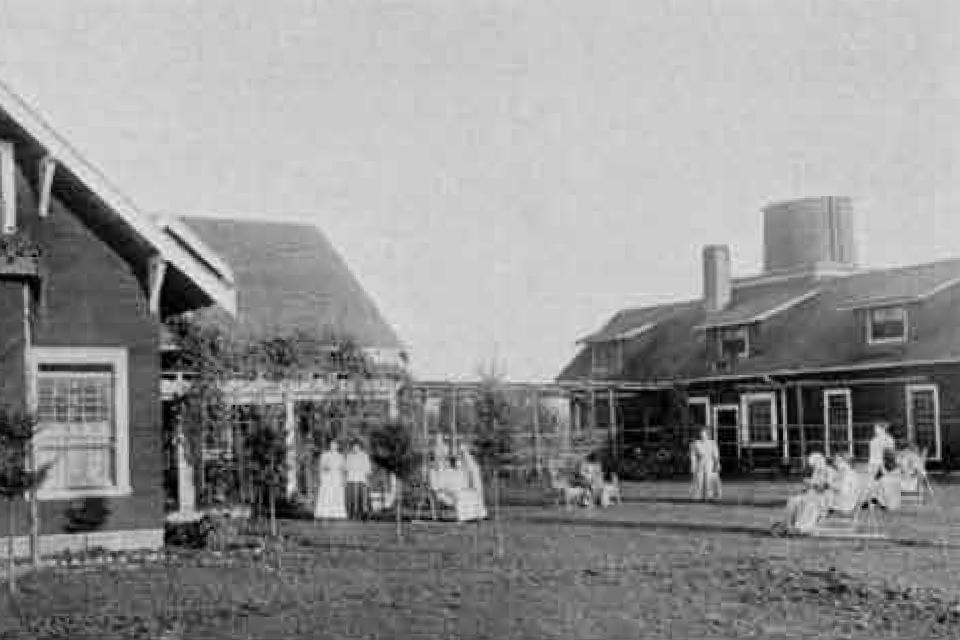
[742,442,778,448]
[37,485,132,502]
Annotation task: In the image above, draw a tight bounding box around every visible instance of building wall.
[616,363,960,473]
[0,160,162,541]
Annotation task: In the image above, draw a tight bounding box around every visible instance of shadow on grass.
[622,496,786,509]
[515,513,960,550]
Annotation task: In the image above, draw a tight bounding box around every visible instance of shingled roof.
[558,257,960,382]
[176,216,402,349]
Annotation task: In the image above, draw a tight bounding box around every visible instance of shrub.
[63,497,111,534]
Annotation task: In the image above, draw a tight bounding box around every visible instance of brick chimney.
[703,244,731,313]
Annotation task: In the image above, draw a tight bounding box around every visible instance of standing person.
[458,442,488,520]
[433,433,450,463]
[690,427,721,501]
[345,441,373,520]
[314,440,347,520]
[867,423,896,479]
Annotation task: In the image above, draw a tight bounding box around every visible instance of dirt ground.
[3,480,960,639]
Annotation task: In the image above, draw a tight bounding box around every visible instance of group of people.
[689,421,926,535]
[779,423,909,534]
[314,440,375,520]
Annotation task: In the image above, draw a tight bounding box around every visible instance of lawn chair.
[899,448,935,508]
[811,470,891,539]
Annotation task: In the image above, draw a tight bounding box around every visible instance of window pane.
[825,392,851,456]
[747,398,773,442]
[719,327,747,357]
[35,368,116,491]
[688,403,707,426]
[870,307,906,341]
[910,389,938,456]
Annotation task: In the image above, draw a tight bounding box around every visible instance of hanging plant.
[0,233,41,259]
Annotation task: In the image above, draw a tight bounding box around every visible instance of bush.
[63,497,111,534]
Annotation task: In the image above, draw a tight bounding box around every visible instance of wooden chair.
[899,448,934,507]
[812,472,892,539]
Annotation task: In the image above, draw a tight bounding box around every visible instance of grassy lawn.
[3,480,960,639]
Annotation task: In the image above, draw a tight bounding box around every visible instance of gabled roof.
[578,301,693,343]
[558,257,960,382]
[177,216,402,349]
[0,78,236,316]
[698,277,820,330]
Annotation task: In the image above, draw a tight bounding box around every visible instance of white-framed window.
[823,388,853,458]
[906,383,941,461]
[741,392,777,445]
[29,347,130,501]
[0,140,15,233]
[867,306,907,344]
[688,396,711,437]
[717,326,749,359]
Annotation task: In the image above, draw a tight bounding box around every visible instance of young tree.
[369,420,421,541]
[0,407,49,594]
[244,423,288,537]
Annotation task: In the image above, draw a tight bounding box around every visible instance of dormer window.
[867,306,907,344]
[591,341,622,377]
[717,325,749,359]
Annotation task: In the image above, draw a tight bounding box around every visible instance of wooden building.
[559,197,960,474]
[0,80,237,556]
[160,217,406,505]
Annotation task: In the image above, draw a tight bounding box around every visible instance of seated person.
[897,444,923,493]
[575,458,605,506]
[781,453,836,534]
[827,454,862,513]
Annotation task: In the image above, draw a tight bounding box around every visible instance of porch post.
[284,392,296,497]
[532,387,541,474]
[795,385,806,461]
[421,389,429,442]
[780,387,789,462]
[608,387,617,465]
[450,386,458,451]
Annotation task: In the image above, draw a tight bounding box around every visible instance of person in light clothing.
[345,441,373,520]
[867,423,896,479]
[783,452,835,534]
[314,440,347,520]
[690,428,721,501]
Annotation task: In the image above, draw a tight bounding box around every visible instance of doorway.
[712,404,741,474]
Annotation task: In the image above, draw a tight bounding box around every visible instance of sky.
[0,1,957,381]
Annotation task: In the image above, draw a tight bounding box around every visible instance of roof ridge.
[172,213,322,228]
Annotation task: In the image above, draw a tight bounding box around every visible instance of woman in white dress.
[458,443,488,520]
[782,452,835,534]
[314,440,347,519]
[690,428,721,501]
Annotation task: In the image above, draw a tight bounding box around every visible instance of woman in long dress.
[829,454,862,513]
[314,440,347,519]
[690,428,721,501]
[782,452,834,533]
[458,443,488,520]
